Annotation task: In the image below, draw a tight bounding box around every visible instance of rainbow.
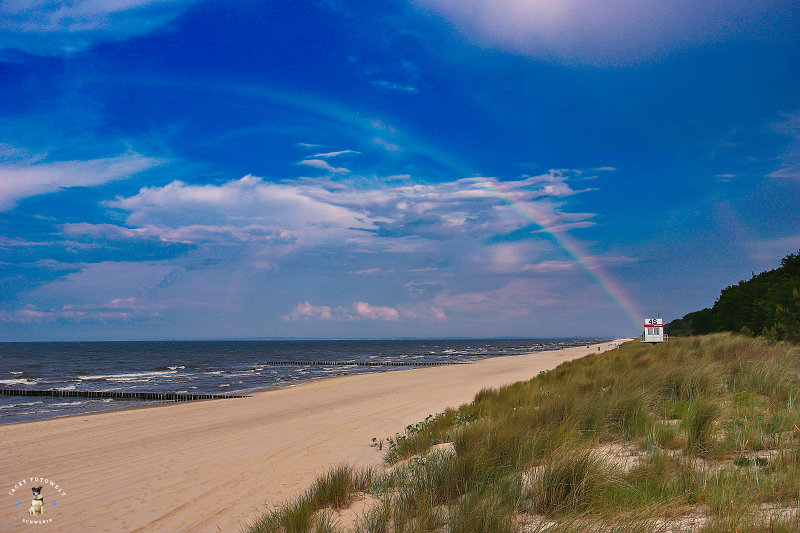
[470,177,642,330]
[202,81,643,330]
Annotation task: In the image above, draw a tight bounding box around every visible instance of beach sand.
[0,340,624,532]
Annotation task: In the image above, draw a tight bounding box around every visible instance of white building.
[641,318,668,343]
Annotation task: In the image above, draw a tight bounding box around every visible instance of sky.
[0,0,799,341]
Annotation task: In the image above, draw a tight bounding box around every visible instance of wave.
[0,401,44,410]
[0,378,39,386]
[48,399,114,407]
[77,370,177,381]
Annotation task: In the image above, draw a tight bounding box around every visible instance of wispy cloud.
[0,151,161,211]
[766,111,800,179]
[434,279,561,316]
[370,80,419,93]
[312,150,361,158]
[298,159,351,174]
[373,137,402,152]
[0,298,160,324]
[0,0,200,55]
[64,223,297,245]
[350,268,392,275]
[413,0,794,65]
[750,234,800,261]
[370,120,397,133]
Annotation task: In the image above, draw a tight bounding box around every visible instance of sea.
[0,339,606,425]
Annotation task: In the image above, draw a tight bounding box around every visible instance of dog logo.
[28,486,43,516]
[7,476,65,525]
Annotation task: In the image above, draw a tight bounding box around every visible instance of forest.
[665,250,800,341]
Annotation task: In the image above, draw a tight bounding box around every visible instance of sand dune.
[0,341,623,532]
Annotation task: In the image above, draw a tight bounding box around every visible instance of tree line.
[665,250,800,342]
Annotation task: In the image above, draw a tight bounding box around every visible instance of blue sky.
[1,0,798,341]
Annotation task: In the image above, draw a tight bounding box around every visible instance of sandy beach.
[1,341,622,532]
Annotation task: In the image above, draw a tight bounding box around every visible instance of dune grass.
[246,464,374,533]
[245,334,800,532]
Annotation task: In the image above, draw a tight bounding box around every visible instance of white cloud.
[284,301,399,321]
[43,170,608,329]
[354,301,399,321]
[285,301,345,321]
[298,159,351,174]
[0,0,199,55]
[312,150,361,158]
[0,151,161,210]
[350,268,391,275]
[98,171,596,252]
[413,0,792,65]
[284,300,441,322]
[110,176,370,236]
[370,80,419,94]
[12,167,627,333]
[64,222,297,245]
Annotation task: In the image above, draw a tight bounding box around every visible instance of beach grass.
[245,333,800,532]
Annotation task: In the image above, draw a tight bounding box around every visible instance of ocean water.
[0,339,605,425]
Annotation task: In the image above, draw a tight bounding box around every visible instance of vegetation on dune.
[245,334,800,532]
[666,250,800,342]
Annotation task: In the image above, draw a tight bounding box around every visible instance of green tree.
[665,250,800,341]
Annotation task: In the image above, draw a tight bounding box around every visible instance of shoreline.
[0,339,606,427]
[0,340,626,532]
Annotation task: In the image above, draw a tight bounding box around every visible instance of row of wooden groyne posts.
[0,388,247,401]
[0,359,469,402]
[260,360,468,367]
